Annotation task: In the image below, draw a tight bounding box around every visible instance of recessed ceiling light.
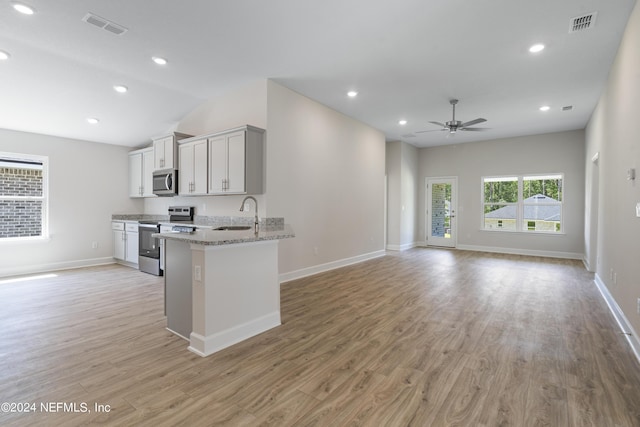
[529,44,545,53]
[113,85,128,93]
[0,50,10,61]
[399,120,407,125]
[12,2,35,15]
[152,56,168,65]
[347,91,358,98]
[87,117,100,124]
[539,105,551,112]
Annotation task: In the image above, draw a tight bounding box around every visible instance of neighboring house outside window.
[482,174,563,233]
[0,153,48,240]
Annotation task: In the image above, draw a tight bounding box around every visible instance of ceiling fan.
[417,99,487,134]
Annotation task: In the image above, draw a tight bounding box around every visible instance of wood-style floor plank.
[1,249,639,426]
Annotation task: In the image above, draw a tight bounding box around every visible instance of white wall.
[145,79,386,278]
[585,0,640,338]
[265,81,386,277]
[0,128,142,277]
[144,80,269,218]
[386,140,419,250]
[418,130,585,258]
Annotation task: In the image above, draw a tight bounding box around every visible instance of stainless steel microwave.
[152,169,178,196]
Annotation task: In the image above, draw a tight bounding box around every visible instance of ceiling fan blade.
[415,129,446,133]
[460,118,486,127]
[460,127,489,131]
[428,121,446,127]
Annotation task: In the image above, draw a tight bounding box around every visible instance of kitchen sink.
[213,225,253,231]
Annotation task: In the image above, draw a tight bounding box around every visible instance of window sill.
[480,229,566,236]
[0,236,50,244]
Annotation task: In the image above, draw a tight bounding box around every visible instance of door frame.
[426,176,458,248]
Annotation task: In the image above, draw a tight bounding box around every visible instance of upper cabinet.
[129,147,154,198]
[208,126,264,195]
[153,132,191,171]
[178,138,208,196]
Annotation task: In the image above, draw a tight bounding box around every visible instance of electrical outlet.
[91,241,98,249]
[637,298,640,315]
[313,246,319,256]
[613,272,617,285]
[194,265,202,282]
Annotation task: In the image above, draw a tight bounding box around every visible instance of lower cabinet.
[112,221,139,266]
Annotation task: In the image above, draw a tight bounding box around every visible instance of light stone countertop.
[153,225,294,246]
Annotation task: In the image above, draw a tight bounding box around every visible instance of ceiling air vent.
[562,105,574,111]
[402,133,416,138]
[569,12,597,33]
[83,13,128,36]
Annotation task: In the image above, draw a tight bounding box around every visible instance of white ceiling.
[0,0,636,148]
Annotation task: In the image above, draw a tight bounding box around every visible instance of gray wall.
[585,0,640,337]
[417,130,586,258]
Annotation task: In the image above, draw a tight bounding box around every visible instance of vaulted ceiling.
[0,0,636,148]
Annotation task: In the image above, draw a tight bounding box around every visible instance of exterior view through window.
[483,174,563,233]
[0,153,48,239]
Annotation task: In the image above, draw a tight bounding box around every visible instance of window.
[483,174,563,233]
[0,153,48,240]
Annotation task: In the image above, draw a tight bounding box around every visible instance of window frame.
[481,173,564,235]
[0,152,49,242]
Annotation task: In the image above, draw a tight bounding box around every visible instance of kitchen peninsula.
[155,224,294,357]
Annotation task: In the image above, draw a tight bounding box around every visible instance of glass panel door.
[426,177,457,247]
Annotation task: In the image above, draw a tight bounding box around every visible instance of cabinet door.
[125,230,138,264]
[226,131,246,193]
[192,139,208,195]
[113,229,126,260]
[142,148,155,197]
[128,152,143,197]
[178,143,194,195]
[208,135,227,194]
[154,136,174,170]
[153,138,164,170]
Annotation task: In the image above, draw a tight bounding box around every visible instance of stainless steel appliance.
[152,169,178,196]
[139,207,194,276]
[168,206,194,221]
[138,221,162,276]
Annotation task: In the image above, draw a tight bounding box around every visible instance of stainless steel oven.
[139,221,161,276]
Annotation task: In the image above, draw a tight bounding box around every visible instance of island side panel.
[164,239,193,340]
[189,240,281,357]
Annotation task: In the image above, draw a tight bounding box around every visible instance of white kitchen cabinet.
[208,126,264,195]
[153,132,192,171]
[112,221,138,266]
[128,147,154,198]
[178,138,208,195]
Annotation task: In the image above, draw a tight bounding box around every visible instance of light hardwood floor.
[1,248,639,426]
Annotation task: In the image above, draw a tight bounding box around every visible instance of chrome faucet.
[239,196,259,233]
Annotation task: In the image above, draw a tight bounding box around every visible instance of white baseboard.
[0,257,116,278]
[188,311,281,357]
[457,244,583,260]
[593,274,640,365]
[279,250,386,283]
[386,242,419,251]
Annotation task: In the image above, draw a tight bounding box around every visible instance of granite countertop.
[153,225,295,246]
